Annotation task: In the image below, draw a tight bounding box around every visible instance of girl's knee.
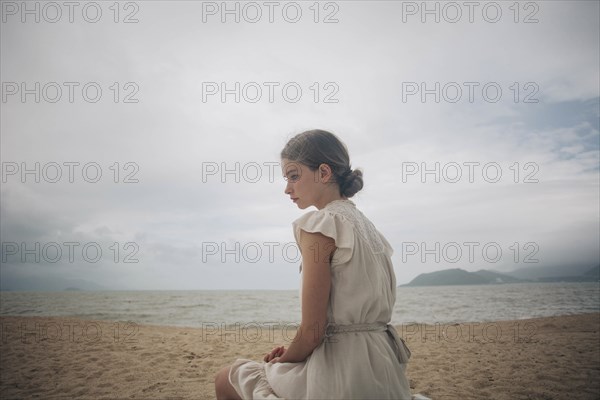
[215,365,230,386]
[215,366,229,380]
[215,365,239,400]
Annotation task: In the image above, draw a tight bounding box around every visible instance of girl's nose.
[284,181,293,195]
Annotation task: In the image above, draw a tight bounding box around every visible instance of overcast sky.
[1,0,598,290]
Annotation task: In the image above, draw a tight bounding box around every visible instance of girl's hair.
[280,129,364,198]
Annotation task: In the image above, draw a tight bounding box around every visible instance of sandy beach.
[0,313,598,399]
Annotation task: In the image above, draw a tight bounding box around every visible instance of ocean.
[0,282,598,328]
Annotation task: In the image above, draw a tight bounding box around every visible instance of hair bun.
[340,168,363,198]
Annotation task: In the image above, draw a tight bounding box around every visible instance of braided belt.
[324,322,411,364]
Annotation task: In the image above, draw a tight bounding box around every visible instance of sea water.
[1,282,598,327]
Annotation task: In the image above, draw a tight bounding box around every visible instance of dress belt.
[324,322,411,364]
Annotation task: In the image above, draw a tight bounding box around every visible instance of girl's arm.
[270,229,334,364]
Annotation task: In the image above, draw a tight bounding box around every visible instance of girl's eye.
[284,174,299,182]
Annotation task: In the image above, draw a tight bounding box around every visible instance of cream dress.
[228,199,413,399]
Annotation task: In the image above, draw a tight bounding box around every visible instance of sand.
[0,313,598,399]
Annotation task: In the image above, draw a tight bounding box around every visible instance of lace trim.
[324,200,385,254]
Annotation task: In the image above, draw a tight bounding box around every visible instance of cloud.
[1,1,598,290]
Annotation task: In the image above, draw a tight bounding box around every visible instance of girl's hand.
[264,345,286,363]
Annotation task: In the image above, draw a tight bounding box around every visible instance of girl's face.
[281,159,324,210]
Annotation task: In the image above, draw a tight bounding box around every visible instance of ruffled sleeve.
[378,229,394,258]
[292,209,355,269]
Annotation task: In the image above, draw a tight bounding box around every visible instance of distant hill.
[583,264,600,279]
[401,265,600,287]
[507,263,597,280]
[402,268,525,287]
[535,264,600,283]
[0,276,108,292]
[472,269,526,284]
[404,268,487,286]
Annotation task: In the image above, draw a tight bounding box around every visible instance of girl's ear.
[318,163,333,183]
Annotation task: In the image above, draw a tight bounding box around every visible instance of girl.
[215,129,413,399]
